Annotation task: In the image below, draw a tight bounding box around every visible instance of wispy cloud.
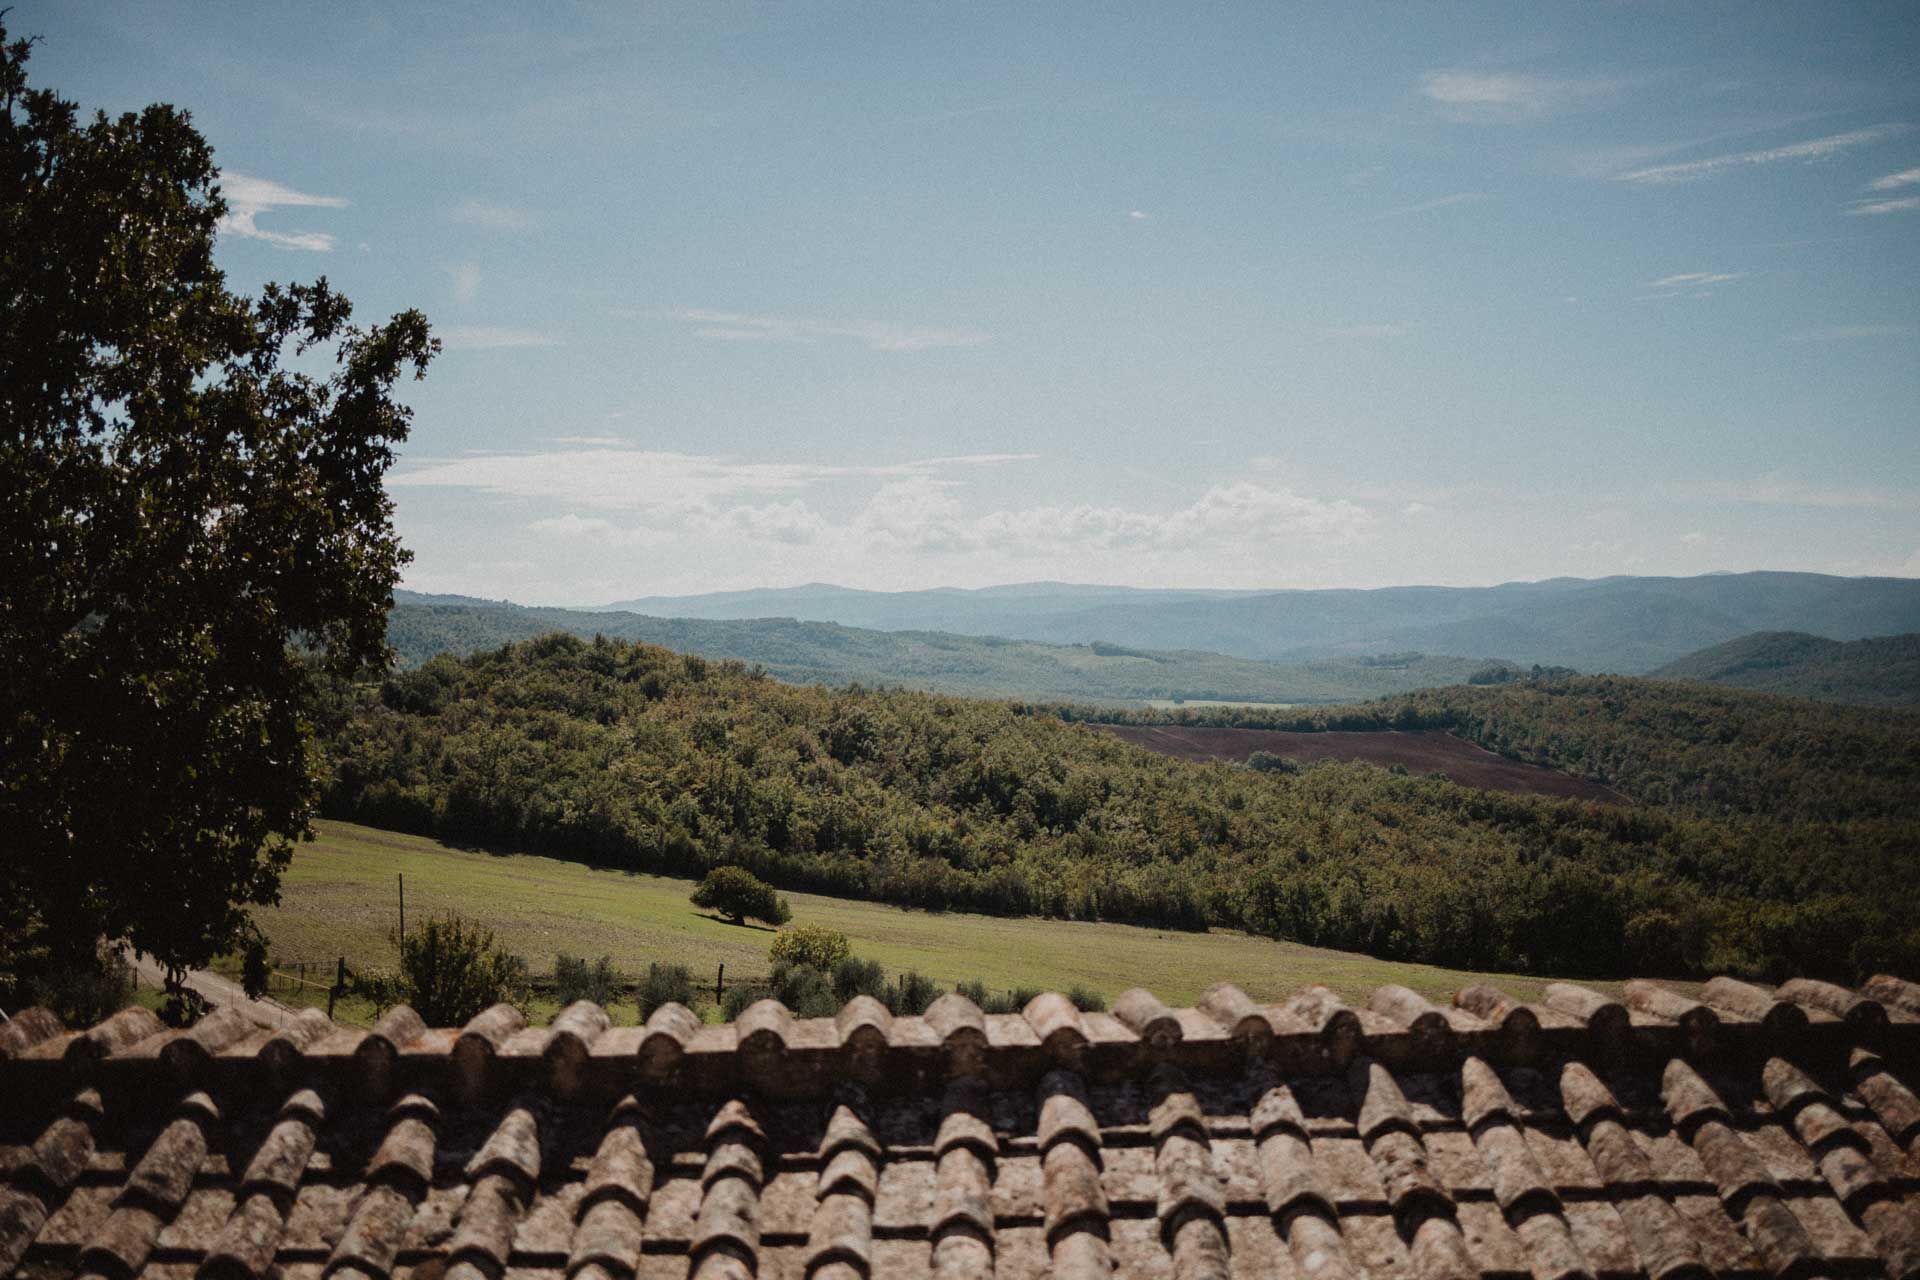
[1323,324,1406,339]
[1420,70,1620,121]
[1784,324,1914,342]
[216,172,346,251]
[658,308,990,352]
[1371,192,1488,220]
[1128,210,1150,220]
[1847,195,1920,217]
[1659,471,1907,510]
[447,263,482,304]
[453,199,534,231]
[1869,167,1920,191]
[1646,271,1746,289]
[390,447,1038,511]
[438,326,559,351]
[1614,124,1908,183]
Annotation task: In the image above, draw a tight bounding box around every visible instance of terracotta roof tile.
[4,973,1920,1277]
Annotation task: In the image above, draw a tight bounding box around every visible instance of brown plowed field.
[1096,725,1629,804]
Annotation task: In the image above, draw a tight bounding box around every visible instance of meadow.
[253,819,1605,1025]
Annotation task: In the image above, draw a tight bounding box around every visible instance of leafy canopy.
[692,866,792,927]
[0,22,434,983]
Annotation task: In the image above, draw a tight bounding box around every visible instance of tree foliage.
[324,633,1920,983]
[691,866,791,926]
[0,23,434,985]
[396,914,526,1026]
[768,924,851,972]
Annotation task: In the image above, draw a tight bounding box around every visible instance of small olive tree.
[396,914,527,1025]
[691,867,791,926]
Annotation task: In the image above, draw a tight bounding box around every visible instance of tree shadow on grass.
[693,911,779,932]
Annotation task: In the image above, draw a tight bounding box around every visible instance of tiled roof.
[4,973,1920,1279]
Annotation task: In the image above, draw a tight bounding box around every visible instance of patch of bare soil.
[1096,725,1629,804]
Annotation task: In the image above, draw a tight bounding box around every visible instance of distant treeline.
[1060,674,1920,825]
[321,635,1919,985]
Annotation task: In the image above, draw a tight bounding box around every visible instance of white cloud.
[447,262,482,303]
[1614,124,1909,183]
[1128,210,1150,220]
[1646,271,1746,289]
[1323,324,1406,339]
[453,199,534,231]
[1847,195,1920,217]
[1784,324,1913,342]
[1420,70,1619,121]
[1372,192,1489,220]
[216,172,346,251]
[438,326,559,351]
[1659,472,1908,510]
[1868,167,1920,191]
[1404,501,1435,516]
[391,447,1036,511]
[400,446,1373,584]
[662,308,990,352]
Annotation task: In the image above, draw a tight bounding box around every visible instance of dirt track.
[1096,725,1628,804]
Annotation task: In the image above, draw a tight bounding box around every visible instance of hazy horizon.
[25,2,1919,601]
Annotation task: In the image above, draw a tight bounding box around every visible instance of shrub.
[771,962,839,1018]
[886,970,940,1015]
[398,914,528,1025]
[692,866,792,927]
[721,980,765,1020]
[240,933,272,999]
[638,963,694,1019]
[31,945,134,1026]
[770,925,851,973]
[833,956,888,1003]
[554,953,621,1007]
[1247,751,1298,775]
[1066,984,1108,1012]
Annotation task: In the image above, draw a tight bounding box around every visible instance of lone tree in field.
[0,22,435,1000]
[692,867,792,927]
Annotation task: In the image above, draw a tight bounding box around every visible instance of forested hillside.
[323,635,1918,984]
[1077,675,1920,825]
[1648,631,1920,707]
[389,601,1507,705]
[596,571,1920,672]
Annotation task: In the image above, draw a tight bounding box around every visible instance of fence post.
[329,956,346,1019]
[715,963,725,1006]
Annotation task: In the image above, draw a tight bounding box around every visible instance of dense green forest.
[1071,675,1920,826]
[389,600,1511,705]
[1648,631,1920,708]
[322,635,1919,984]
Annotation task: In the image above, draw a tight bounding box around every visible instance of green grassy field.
[249,821,1622,1025]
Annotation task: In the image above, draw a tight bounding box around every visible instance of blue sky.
[22,2,1920,602]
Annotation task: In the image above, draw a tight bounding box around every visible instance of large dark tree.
[0,23,435,990]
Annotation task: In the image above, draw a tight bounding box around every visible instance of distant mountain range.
[593,571,1920,673]
[1649,630,1920,707]
[388,598,1514,706]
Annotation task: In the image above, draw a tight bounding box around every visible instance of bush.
[833,956,888,1003]
[770,962,839,1017]
[692,867,792,927]
[554,953,621,1006]
[721,980,760,1020]
[886,970,940,1015]
[638,963,693,1019]
[770,925,851,973]
[398,914,528,1025]
[1247,751,1299,775]
[31,945,134,1026]
[1067,984,1108,1012]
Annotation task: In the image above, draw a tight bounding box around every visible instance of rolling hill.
[1649,631,1920,707]
[388,598,1513,705]
[593,571,1920,673]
